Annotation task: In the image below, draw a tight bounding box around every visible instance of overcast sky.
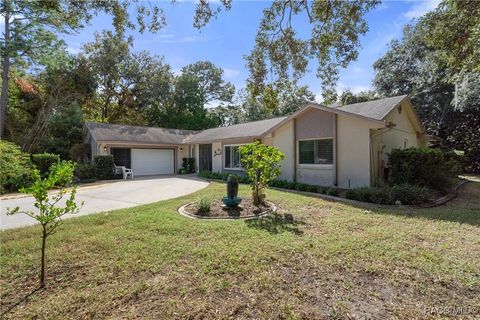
[59,0,440,102]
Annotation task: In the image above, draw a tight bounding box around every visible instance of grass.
[1,181,479,319]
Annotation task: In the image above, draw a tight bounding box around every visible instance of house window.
[298,139,334,165]
[224,145,243,169]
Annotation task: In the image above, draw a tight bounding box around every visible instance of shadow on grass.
[245,212,305,235]
[1,286,43,317]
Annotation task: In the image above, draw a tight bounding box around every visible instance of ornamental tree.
[7,160,82,288]
[239,141,285,205]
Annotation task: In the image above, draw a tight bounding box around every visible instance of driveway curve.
[0,175,208,230]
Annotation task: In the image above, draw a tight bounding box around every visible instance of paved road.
[0,176,208,230]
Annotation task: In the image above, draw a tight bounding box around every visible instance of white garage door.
[131,149,174,176]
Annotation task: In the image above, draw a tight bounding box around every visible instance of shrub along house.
[85,95,429,188]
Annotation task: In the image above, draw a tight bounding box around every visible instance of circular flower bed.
[178,198,276,220]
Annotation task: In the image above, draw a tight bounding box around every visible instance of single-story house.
[85,95,429,188]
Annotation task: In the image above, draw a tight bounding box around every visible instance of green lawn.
[1,182,479,319]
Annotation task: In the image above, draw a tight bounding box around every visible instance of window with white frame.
[298,139,334,165]
[224,145,243,169]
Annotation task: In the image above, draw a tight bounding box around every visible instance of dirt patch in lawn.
[183,198,274,219]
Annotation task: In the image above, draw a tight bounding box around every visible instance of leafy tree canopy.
[419,0,480,75]
[181,61,235,106]
[373,18,480,173]
[1,0,166,137]
[244,0,379,103]
[338,89,378,106]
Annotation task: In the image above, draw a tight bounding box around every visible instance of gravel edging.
[178,201,277,220]
[269,179,470,209]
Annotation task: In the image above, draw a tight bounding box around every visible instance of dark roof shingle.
[185,116,287,143]
[329,95,408,120]
[86,122,197,144]
[86,95,409,145]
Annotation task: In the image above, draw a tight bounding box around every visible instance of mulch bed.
[184,198,272,218]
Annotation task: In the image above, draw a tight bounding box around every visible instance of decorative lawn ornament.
[222,174,242,207]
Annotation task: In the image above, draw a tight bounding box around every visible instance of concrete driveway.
[0,175,208,230]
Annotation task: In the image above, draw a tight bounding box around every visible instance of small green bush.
[345,184,427,205]
[346,187,374,202]
[390,184,427,205]
[94,155,114,180]
[294,182,311,192]
[196,197,212,215]
[0,141,34,194]
[325,187,340,197]
[370,187,392,204]
[388,147,459,191]
[270,179,341,195]
[75,163,96,181]
[198,171,249,183]
[182,157,195,173]
[31,153,60,177]
[48,161,76,187]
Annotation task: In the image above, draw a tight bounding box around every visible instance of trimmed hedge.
[0,141,34,194]
[388,148,459,191]
[75,163,96,181]
[345,184,426,205]
[94,155,114,180]
[269,179,340,196]
[198,172,341,196]
[31,153,60,177]
[198,171,250,184]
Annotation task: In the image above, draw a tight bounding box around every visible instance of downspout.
[334,114,338,186]
[293,118,297,182]
[369,122,395,186]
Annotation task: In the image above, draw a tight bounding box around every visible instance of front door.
[199,144,212,171]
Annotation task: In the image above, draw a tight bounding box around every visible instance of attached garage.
[131,149,175,176]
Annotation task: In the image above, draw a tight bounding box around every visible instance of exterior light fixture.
[180,147,184,152]
[103,146,107,152]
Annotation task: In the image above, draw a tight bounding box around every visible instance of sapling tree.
[239,141,285,205]
[7,161,82,288]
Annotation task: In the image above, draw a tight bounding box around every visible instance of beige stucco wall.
[272,120,295,181]
[370,102,426,182]
[297,165,334,185]
[194,144,200,172]
[177,145,190,171]
[382,103,423,151]
[295,108,335,185]
[262,134,274,146]
[296,108,334,139]
[337,115,381,188]
[212,141,222,172]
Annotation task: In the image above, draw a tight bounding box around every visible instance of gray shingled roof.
[329,95,408,120]
[86,122,197,144]
[86,95,408,145]
[185,116,287,143]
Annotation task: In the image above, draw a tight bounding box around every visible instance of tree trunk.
[40,227,47,288]
[0,2,11,139]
